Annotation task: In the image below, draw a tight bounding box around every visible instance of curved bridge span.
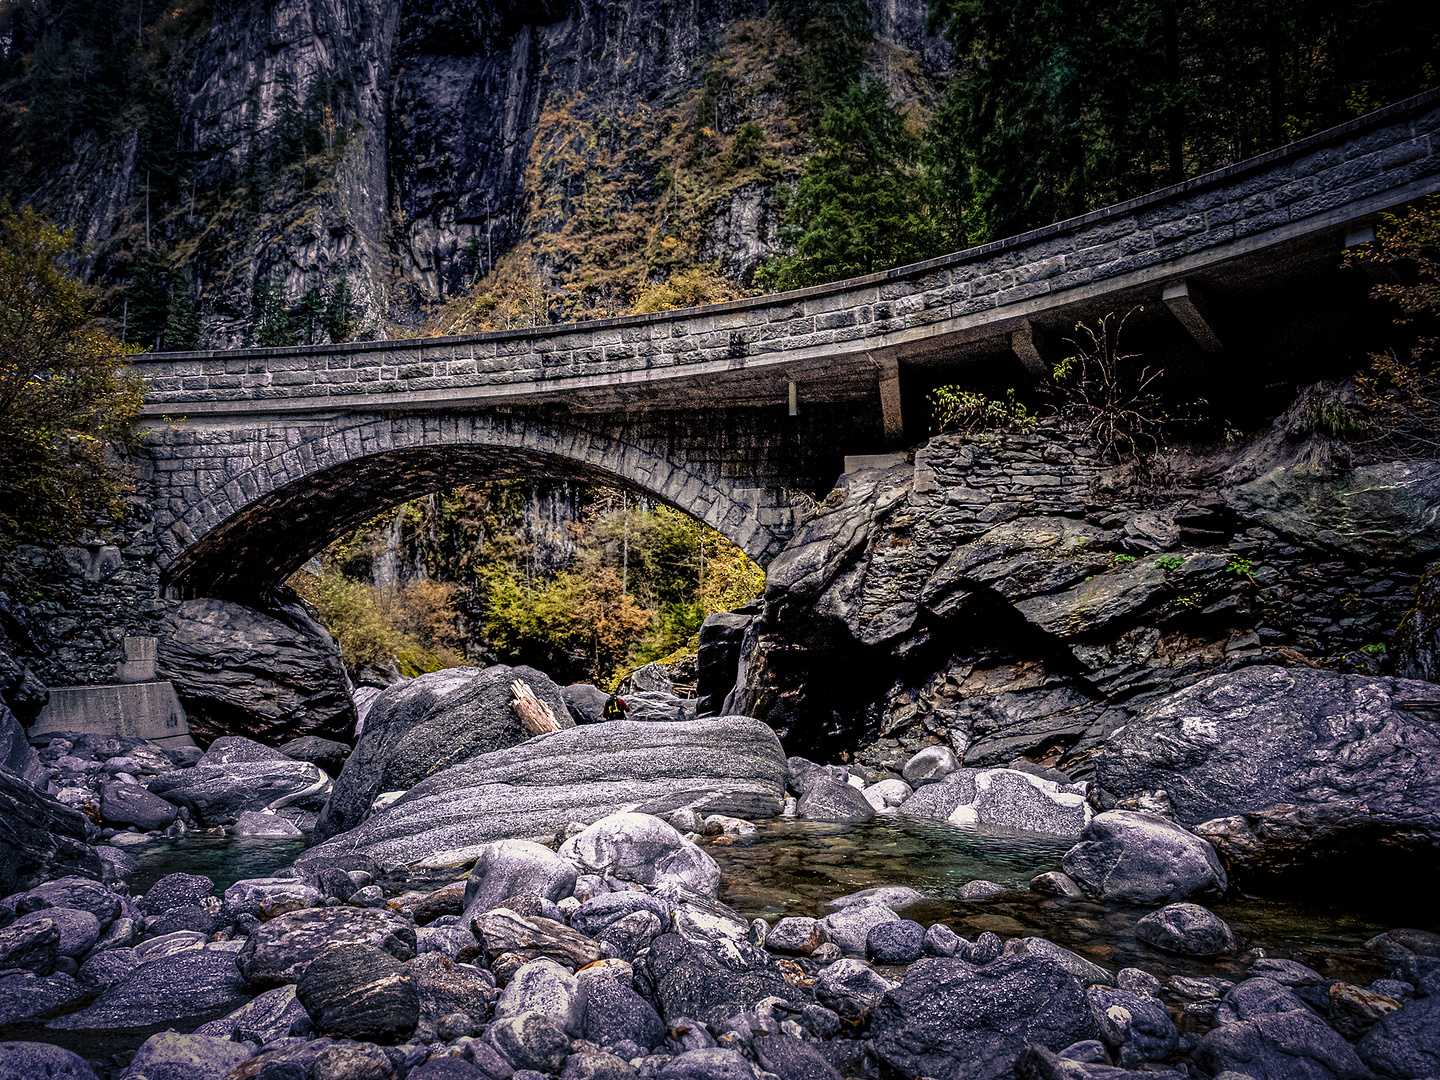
[137,92,1440,600]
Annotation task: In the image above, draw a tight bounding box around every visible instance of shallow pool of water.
[703,816,1415,990]
[126,833,310,896]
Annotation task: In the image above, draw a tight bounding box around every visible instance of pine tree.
[251,270,297,347]
[163,265,200,350]
[295,278,326,345]
[324,276,358,343]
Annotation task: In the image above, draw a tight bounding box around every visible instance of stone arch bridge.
[136,91,1440,601]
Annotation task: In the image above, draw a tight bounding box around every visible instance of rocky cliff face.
[6,0,950,343]
[721,404,1440,775]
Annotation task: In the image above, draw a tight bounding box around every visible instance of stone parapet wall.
[131,91,1440,410]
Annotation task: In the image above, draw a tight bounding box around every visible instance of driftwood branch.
[511,680,561,736]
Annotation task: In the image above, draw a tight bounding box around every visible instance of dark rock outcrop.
[633,933,803,1028]
[47,949,251,1032]
[868,956,1099,1080]
[0,772,101,895]
[147,758,329,827]
[317,665,572,840]
[1394,560,1440,682]
[157,594,356,745]
[296,942,420,1044]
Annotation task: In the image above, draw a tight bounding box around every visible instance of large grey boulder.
[147,759,329,827]
[47,949,251,1032]
[302,718,786,869]
[464,840,579,913]
[157,594,356,745]
[559,813,719,896]
[1099,666,1440,884]
[0,1041,99,1080]
[632,933,802,1028]
[869,956,1100,1080]
[1195,1008,1371,1080]
[237,907,416,987]
[797,779,875,823]
[1062,812,1227,905]
[317,665,572,839]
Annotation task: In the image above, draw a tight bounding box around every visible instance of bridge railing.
[134,88,1440,414]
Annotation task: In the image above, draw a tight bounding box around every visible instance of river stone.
[796,778,875,823]
[580,967,665,1050]
[752,1035,842,1080]
[563,683,610,725]
[317,665,573,839]
[863,779,913,811]
[902,746,958,785]
[496,958,584,1034]
[222,876,324,921]
[1062,811,1227,904]
[234,809,307,837]
[818,902,901,956]
[99,780,178,831]
[868,920,924,964]
[570,893,671,940]
[1099,667,1440,875]
[157,595,356,746]
[297,942,420,1044]
[78,948,140,988]
[470,908,602,970]
[559,813,719,895]
[465,840,580,912]
[897,780,976,822]
[201,735,290,765]
[0,972,88,1024]
[1086,986,1177,1066]
[924,924,966,959]
[484,1011,571,1073]
[407,952,496,1022]
[1136,903,1235,957]
[0,918,59,974]
[766,917,829,956]
[869,956,1100,1080]
[147,759,328,827]
[141,872,215,915]
[658,1048,755,1080]
[11,908,99,958]
[0,776,103,897]
[305,718,786,868]
[1195,1008,1371,1080]
[967,769,1090,836]
[633,933,802,1028]
[48,949,251,1031]
[277,735,351,775]
[237,906,417,987]
[122,1031,252,1080]
[824,886,923,913]
[814,959,895,1022]
[1356,992,1440,1078]
[0,1042,99,1080]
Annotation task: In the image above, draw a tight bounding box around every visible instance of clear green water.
[126,833,311,896]
[703,816,1411,989]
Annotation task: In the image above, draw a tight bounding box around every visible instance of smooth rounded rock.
[0,1041,98,1080]
[141,872,216,915]
[657,1048,755,1080]
[46,949,250,1031]
[1135,903,1235,957]
[796,779,874,823]
[902,746,958,786]
[765,917,828,956]
[496,958,584,1035]
[867,920,924,964]
[818,904,901,956]
[10,909,99,959]
[123,1031,252,1080]
[580,968,664,1051]
[238,906,417,987]
[1062,811,1227,905]
[814,959,895,1022]
[99,781,178,831]
[559,813,719,896]
[484,1011,571,1073]
[1086,986,1177,1066]
[466,840,580,913]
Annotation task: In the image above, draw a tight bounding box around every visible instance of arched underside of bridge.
[153,410,816,601]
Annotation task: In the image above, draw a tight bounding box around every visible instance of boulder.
[579,967,665,1050]
[47,949,251,1032]
[98,781,178,831]
[0,919,59,975]
[1062,811,1227,905]
[1135,903,1235,957]
[623,691,696,724]
[147,759,329,827]
[1085,986,1177,1066]
[141,872,215,915]
[296,942,420,1044]
[902,746,958,785]
[869,956,1100,1080]
[407,952,496,1022]
[965,769,1091,837]
[237,907,416,987]
[157,594,356,745]
[696,611,755,718]
[766,917,829,956]
[0,771,102,895]
[121,1032,252,1080]
[818,902,900,956]
[1356,992,1440,1079]
[0,972,88,1024]
[496,958,584,1034]
[563,683,610,725]
[222,876,323,920]
[276,735,351,775]
[797,779,875,823]
[633,933,803,1027]
[10,909,99,959]
[1195,1009,1372,1080]
[234,809,306,837]
[814,959,895,1022]
[559,813,719,896]
[465,839,580,913]
[863,779,913,811]
[201,735,291,765]
[752,1035,843,1080]
[0,1042,98,1080]
[303,718,786,869]
[1099,667,1440,884]
[867,921,925,964]
[193,984,310,1043]
[1003,938,1113,987]
[317,665,573,839]
[484,1011,571,1073]
[469,908,602,970]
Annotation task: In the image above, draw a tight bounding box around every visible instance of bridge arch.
[152,410,795,600]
